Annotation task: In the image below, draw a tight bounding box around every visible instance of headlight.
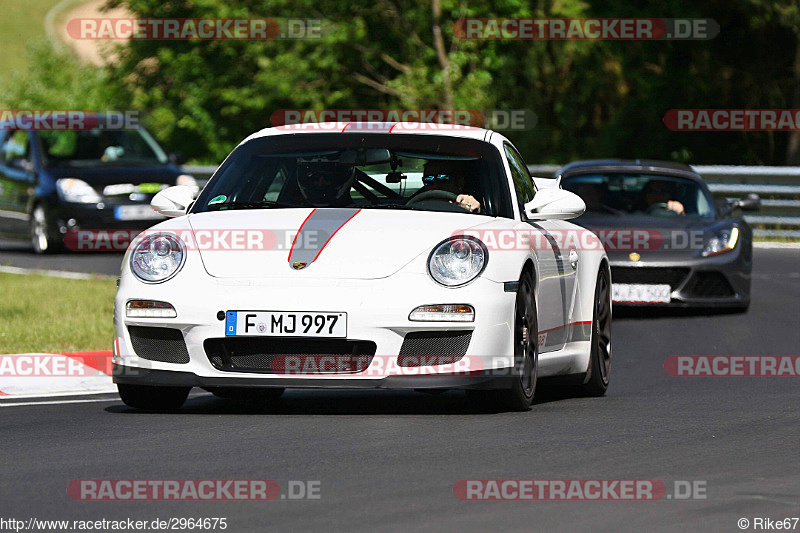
[130,233,186,283]
[702,226,740,257]
[56,178,101,203]
[428,236,487,287]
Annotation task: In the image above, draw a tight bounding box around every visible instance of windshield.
[561,173,715,219]
[192,134,511,217]
[39,127,168,168]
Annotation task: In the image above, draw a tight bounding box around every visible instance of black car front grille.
[397,331,472,367]
[611,267,690,289]
[128,326,190,364]
[204,338,377,373]
[683,272,736,298]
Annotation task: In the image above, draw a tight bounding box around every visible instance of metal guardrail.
[183,164,800,240]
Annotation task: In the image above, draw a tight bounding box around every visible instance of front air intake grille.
[204,338,377,373]
[683,272,736,298]
[128,326,190,364]
[397,331,472,367]
[611,267,690,289]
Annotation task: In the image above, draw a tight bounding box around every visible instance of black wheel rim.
[516,279,536,397]
[595,270,612,384]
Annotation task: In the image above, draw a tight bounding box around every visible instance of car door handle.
[569,249,578,269]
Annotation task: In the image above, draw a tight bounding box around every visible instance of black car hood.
[45,165,182,186]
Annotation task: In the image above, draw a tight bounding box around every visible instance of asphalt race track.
[1,244,799,531]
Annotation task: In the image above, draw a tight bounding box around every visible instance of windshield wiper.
[207,200,296,211]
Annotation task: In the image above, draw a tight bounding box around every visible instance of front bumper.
[112,365,516,390]
[113,272,523,389]
[609,244,752,308]
[48,200,165,234]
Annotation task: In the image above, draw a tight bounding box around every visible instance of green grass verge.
[0,272,115,354]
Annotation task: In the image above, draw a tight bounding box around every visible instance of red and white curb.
[0,351,114,398]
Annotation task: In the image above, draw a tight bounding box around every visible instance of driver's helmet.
[297,162,355,207]
[643,179,672,202]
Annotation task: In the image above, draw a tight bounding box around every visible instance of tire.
[581,267,612,397]
[467,271,537,411]
[208,387,284,404]
[117,384,191,411]
[30,205,61,254]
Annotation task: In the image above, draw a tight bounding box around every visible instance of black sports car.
[557,160,760,310]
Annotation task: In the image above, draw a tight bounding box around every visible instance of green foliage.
[6,1,800,165]
[2,40,128,111]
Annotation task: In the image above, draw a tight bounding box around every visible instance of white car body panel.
[113,123,608,389]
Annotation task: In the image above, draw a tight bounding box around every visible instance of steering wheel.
[646,202,676,215]
[407,189,460,206]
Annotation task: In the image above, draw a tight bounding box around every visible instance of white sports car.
[112,122,611,411]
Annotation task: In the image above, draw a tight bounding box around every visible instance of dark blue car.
[0,120,196,253]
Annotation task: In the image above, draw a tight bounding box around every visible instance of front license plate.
[225,311,347,337]
[114,205,164,221]
[612,284,671,304]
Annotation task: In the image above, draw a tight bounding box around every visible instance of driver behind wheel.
[297,162,356,207]
[415,160,482,213]
[641,179,685,215]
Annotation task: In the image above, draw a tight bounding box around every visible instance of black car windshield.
[39,128,168,168]
[561,173,715,219]
[192,133,511,217]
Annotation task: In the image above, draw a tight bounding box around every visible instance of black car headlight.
[130,233,186,283]
[702,226,739,257]
[428,236,487,287]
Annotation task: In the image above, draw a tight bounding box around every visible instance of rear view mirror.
[339,149,392,166]
[7,158,34,173]
[169,152,186,165]
[151,185,196,217]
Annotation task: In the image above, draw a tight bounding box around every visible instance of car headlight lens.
[428,236,487,286]
[703,226,740,257]
[56,178,101,203]
[130,233,186,283]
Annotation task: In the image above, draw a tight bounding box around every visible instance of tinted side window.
[504,143,536,210]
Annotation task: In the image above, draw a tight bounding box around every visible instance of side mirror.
[151,185,195,217]
[524,188,586,221]
[733,193,761,212]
